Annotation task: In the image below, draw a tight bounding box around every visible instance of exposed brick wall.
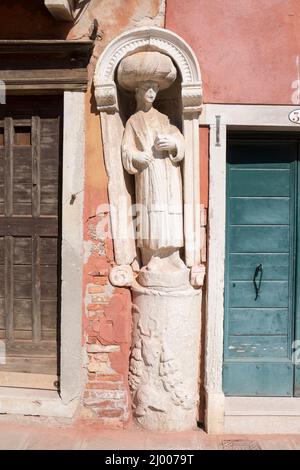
[83,280,132,423]
[81,199,132,425]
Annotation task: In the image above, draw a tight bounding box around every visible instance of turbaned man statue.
[118,51,186,283]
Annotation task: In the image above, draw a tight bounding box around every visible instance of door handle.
[253,264,263,300]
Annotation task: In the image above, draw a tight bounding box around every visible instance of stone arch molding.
[94,27,204,287]
[94,27,202,114]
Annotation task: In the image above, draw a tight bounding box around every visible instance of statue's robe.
[121,108,185,251]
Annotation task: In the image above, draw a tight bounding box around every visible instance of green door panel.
[228,308,288,335]
[229,254,289,280]
[224,137,297,397]
[230,170,290,197]
[229,198,290,225]
[295,142,300,396]
[226,335,288,359]
[223,363,293,397]
[228,281,289,308]
[228,226,290,253]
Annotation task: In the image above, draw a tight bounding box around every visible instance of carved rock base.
[129,282,201,431]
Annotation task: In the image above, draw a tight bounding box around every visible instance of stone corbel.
[190,264,205,288]
[182,82,202,115]
[94,82,118,113]
[45,0,76,22]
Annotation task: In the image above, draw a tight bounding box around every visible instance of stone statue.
[118,52,187,284]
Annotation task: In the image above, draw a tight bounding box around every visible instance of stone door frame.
[202,104,300,434]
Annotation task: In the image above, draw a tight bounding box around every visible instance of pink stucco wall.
[166,0,300,105]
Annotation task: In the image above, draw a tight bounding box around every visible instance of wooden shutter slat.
[32,235,41,343]
[6,340,56,356]
[32,116,40,218]
[0,371,58,390]
[4,236,13,341]
[0,217,58,236]
[4,118,13,217]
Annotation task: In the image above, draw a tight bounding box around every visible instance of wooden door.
[0,96,62,390]
[223,136,297,396]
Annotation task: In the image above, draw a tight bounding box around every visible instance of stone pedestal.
[129,282,201,431]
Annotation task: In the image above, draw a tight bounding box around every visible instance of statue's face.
[136,81,159,104]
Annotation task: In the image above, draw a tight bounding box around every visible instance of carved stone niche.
[94,27,205,431]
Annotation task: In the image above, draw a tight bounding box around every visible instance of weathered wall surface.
[0,0,165,427]
[80,0,166,427]
[166,0,300,105]
[0,0,165,40]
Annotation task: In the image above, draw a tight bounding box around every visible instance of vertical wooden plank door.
[294,143,300,396]
[223,136,297,396]
[0,96,62,390]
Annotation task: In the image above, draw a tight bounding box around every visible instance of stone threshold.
[0,387,79,418]
[225,397,300,434]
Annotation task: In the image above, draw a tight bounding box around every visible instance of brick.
[87,399,116,408]
[97,409,124,418]
[86,382,122,390]
[94,353,109,362]
[86,343,120,353]
[86,313,102,321]
[94,276,109,286]
[94,374,123,382]
[98,400,126,410]
[86,389,125,400]
[84,396,102,406]
[87,357,116,374]
[92,294,110,303]
[88,286,106,294]
[84,391,124,406]
[87,304,104,312]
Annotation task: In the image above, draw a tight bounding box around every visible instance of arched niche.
[94,27,203,282]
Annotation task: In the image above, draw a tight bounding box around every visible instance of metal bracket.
[215,115,221,147]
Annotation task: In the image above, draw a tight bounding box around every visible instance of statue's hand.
[154,135,177,153]
[132,153,153,170]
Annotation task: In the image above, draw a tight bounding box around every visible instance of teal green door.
[223,135,300,396]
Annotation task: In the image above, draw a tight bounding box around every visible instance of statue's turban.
[117,51,177,91]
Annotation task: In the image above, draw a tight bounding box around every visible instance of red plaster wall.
[166,0,300,105]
